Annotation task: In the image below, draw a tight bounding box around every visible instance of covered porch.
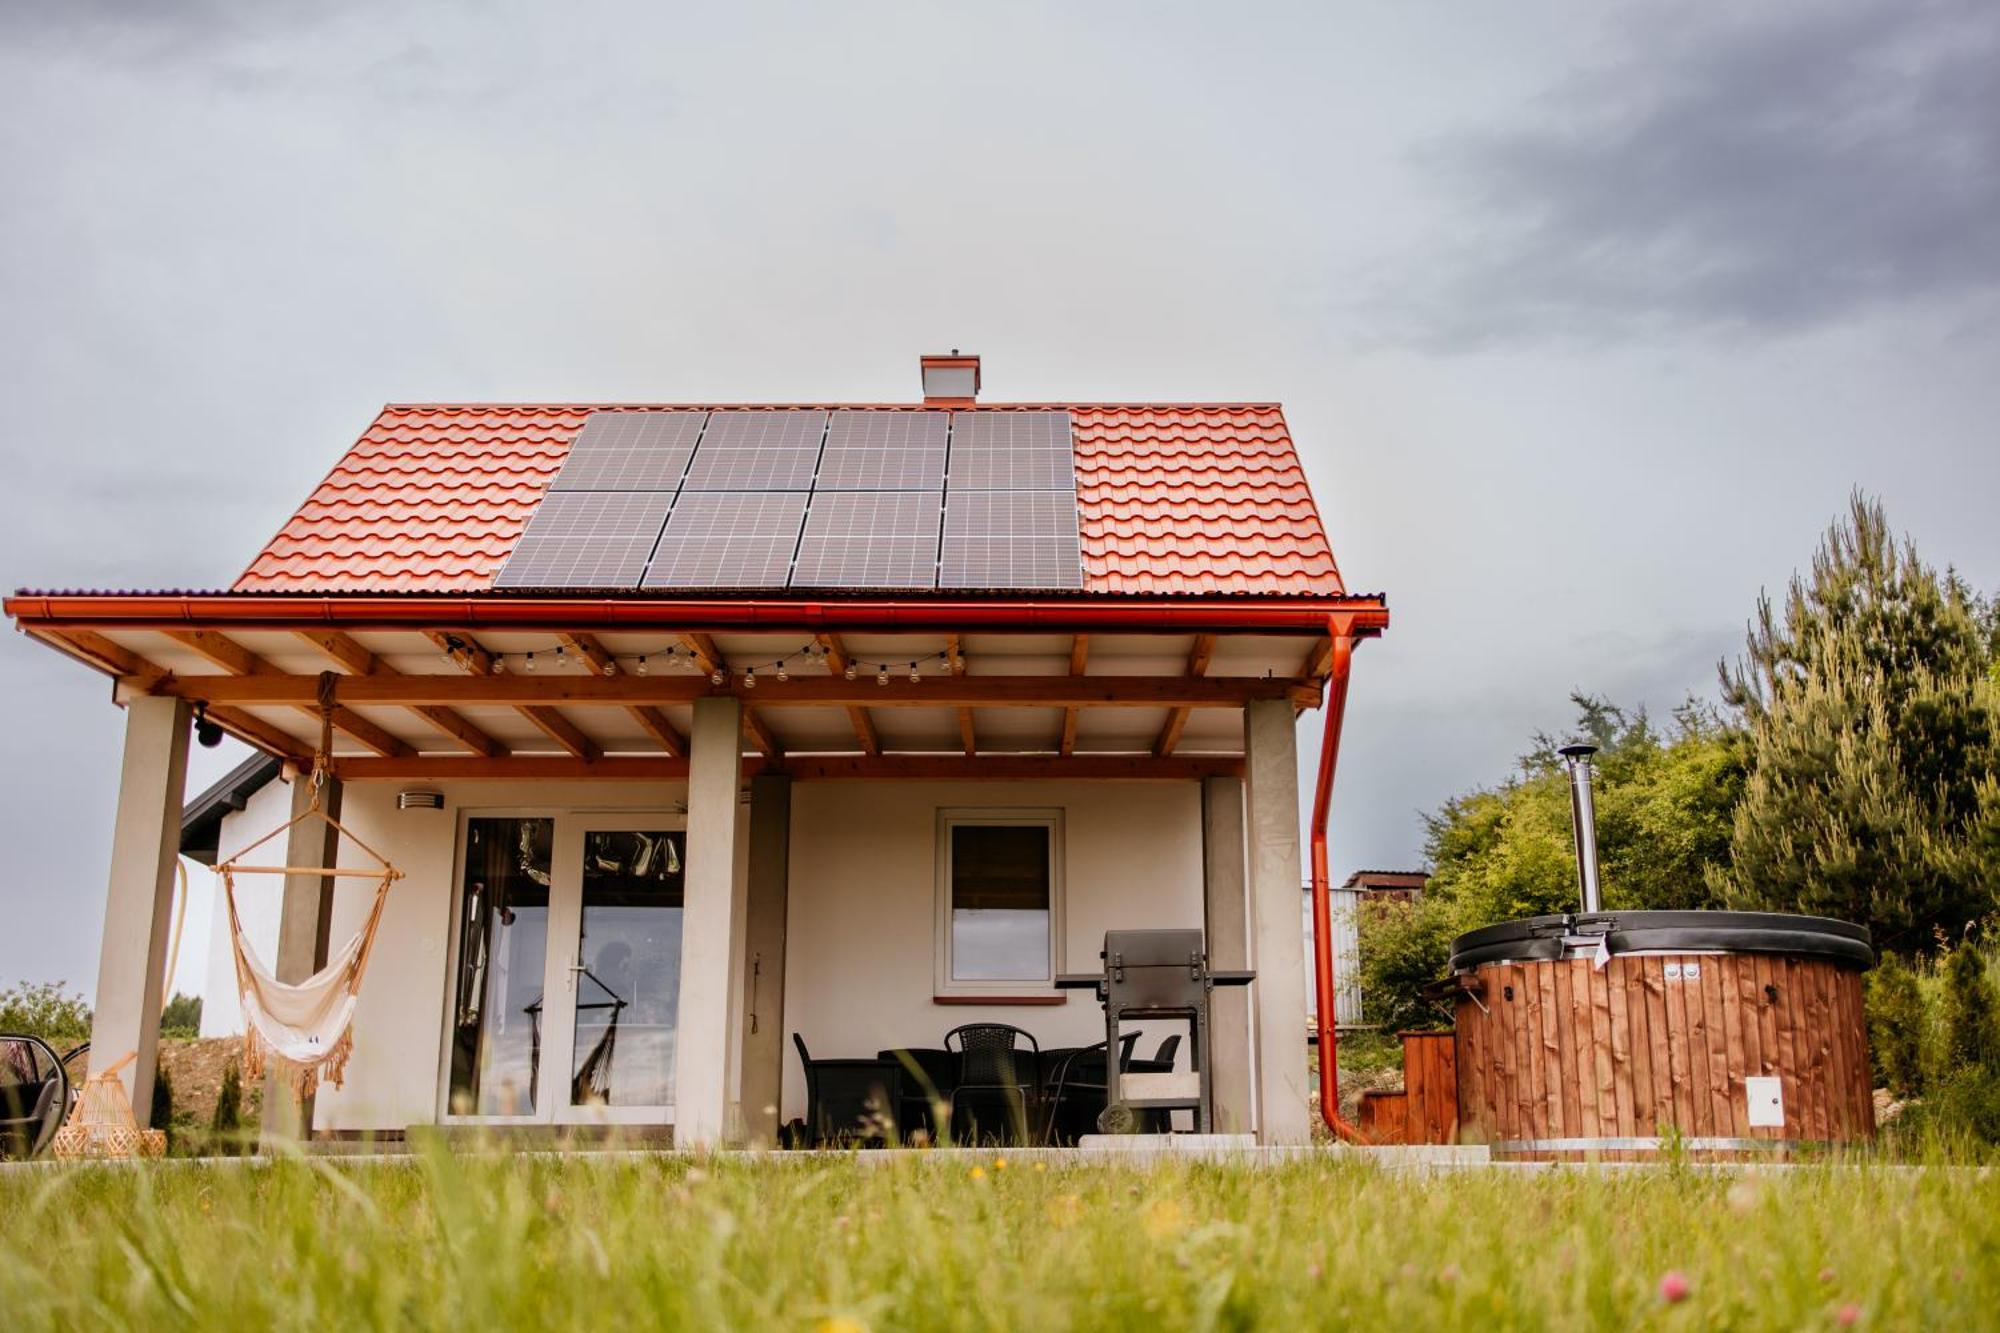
[8,593,1385,1147]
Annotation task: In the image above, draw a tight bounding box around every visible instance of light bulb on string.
[843,662,857,682]
[909,661,921,684]
[876,664,890,687]
[525,652,537,673]
[743,667,756,689]
[711,669,725,687]
[637,655,649,677]
[776,660,789,683]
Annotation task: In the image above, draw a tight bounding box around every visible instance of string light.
[908,661,922,683]
[711,669,726,687]
[876,664,890,686]
[843,662,857,682]
[525,651,537,673]
[636,655,649,676]
[776,660,789,683]
[743,666,756,689]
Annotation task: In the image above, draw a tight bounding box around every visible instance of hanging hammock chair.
[216,675,403,1101]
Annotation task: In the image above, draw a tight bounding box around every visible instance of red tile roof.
[234,404,1345,598]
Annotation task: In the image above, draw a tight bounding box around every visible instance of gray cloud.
[1378,0,2000,347]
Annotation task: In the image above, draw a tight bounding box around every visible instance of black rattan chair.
[943,1023,1040,1144]
[792,1033,900,1147]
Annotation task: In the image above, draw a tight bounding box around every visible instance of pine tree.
[1715,494,2000,954]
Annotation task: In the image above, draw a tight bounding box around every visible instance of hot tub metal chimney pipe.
[1558,743,1604,914]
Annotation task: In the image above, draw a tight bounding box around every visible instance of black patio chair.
[1132,1033,1181,1072]
[1041,1032,1140,1144]
[943,1023,1040,1145]
[792,1033,900,1148]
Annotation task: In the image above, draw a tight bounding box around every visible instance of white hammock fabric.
[224,874,392,1099]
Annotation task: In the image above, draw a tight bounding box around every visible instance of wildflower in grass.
[1439,1263,1460,1284]
[1819,1267,1836,1284]
[1836,1304,1861,1325]
[1659,1271,1690,1304]
[994,1157,1006,1171]
[817,1317,868,1333]
[969,1166,986,1181]
[1045,1194,1083,1230]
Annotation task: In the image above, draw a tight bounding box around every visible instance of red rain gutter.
[1311,626,1368,1142]
[2,592,1389,636]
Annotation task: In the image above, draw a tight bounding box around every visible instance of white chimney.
[920,351,980,406]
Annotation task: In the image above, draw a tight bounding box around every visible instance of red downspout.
[1311,626,1366,1141]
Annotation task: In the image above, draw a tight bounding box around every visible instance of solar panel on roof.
[945,409,1076,491]
[494,491,677,588]
[791,492,941,588]
[938,491,1083,589]
[641,492,808,588]
[681,410,827,492]
[815,410,947,490]
[549,411,703,492]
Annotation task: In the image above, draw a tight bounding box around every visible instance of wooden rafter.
[740,706,783,760]
[425,629,598,761]
[679,633,722,678]
[1153,633,1216,759]
[816,634,878,756]
[1059,633,1090,757]
[946,633,974,757]
[294,630,504,758]
[1301,634,1336,682]
[164,629,412,760]
[136,672,1309,710]
[561,632,686,757]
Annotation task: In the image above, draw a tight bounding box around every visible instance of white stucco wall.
[196,776,1210,1133]
[197,776,293,1038]
[778,779,1206,1124]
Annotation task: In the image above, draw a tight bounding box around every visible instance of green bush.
[1356,896,1457,1033]
[0,981,91,1047]
[1941,940,2000,1073]
[212,1061,244,1137]
[1868,954,1929,1097]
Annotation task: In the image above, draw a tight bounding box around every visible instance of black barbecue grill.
[1056,928,1253,1134]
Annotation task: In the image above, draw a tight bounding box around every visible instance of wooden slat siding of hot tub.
[1623,955,1653,1136]
[1731,954,1762,1137]
[1400,1033,1457,1145]
[1456,981,1485,1141]
[1644,955,1675,1135]
[1703,955,1733,1136]
[1537,961,1563,1137]
[1852,972,1877,1136]
[1591,960,1618,1138]
[1551,959,1577,1138]
[1755,954,1785,1135]
[1511,964,1536,1140]
[1819,961,1846,1138]
[1605,960,1636,1136]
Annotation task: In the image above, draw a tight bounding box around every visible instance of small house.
[7,354,1387,1146]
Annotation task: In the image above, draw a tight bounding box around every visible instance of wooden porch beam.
[134,672,1311,710]
[163,629,412,760]
[326,753,1242,783]
[680,633,722,678]
[27,628,168,689]
[294,629,505,759]
[562,632,687,757]
[426,628,597,760]
[1154,634,1216,759]
[1059,633,1089,757]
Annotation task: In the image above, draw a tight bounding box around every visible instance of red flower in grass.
[1658,1271,1691,1304]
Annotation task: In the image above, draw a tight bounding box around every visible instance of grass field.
[1,1149,1994,1329]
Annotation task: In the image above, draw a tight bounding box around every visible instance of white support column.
[89,695,191,1120]
[738,773,791,1147]
[1244,699,1311,1144]
[261,773,341,1147]
[674,696,748,1147]
[1201,774,1253,1133]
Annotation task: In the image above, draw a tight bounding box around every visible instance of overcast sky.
[2,0,1996,996]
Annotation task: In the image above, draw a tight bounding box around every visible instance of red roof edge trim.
[4,592,1390,637]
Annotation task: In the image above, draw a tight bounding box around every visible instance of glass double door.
[446,813,686,1125]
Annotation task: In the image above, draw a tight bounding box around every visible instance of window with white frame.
[935,811,1062,991]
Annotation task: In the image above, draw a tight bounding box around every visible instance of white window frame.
[933,808,1065,996]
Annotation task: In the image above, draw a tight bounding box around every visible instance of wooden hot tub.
[1449,910,1875,1159]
